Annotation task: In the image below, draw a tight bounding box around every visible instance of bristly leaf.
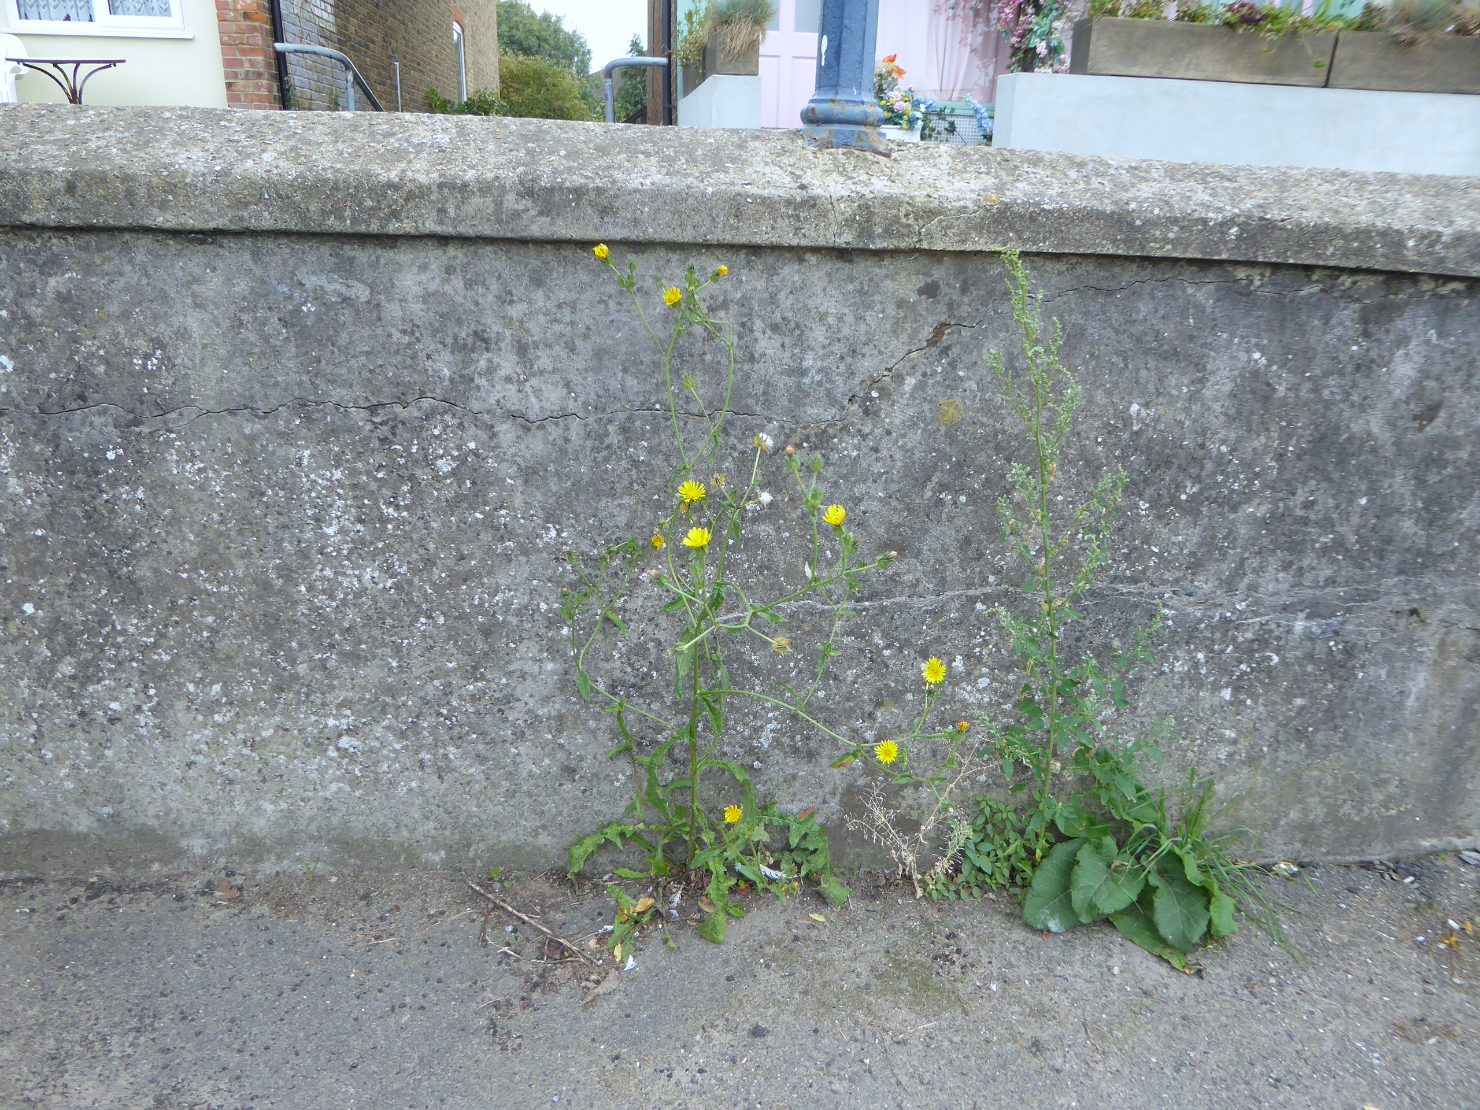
[1022,839,1083,933]
[1148,863,1211,952]
[1110,903,1188,970]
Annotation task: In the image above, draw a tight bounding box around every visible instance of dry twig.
[465,879,596,965]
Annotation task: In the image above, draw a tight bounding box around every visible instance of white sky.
[530,1,649,73]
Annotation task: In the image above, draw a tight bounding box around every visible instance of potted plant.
[875,54,925,140]
[1069,0,1480,93]
[1330,0,1480,94]
[698,0,773,78]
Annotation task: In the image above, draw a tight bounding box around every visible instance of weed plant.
[562,246,908,959]
[868,252,1291,969]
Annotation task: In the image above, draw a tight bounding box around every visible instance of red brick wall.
[216,0,282,109]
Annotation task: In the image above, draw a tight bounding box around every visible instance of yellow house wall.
[3,0,227,107]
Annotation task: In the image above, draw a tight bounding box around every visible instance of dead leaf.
[698,896,717,913]
[214,879,240,901]
[581,969,621,1005]
[809,913,827,923]
[633,896,656,914]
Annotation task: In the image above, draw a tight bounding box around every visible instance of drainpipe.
[661,0,674,124]
[268,0,291,110]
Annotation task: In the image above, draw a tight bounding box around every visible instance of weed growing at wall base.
[562,247,913,959]
[850,252,1294,969]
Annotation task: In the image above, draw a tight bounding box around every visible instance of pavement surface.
[2,854,1478,1110]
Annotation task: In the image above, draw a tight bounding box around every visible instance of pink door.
[759,0,820,128]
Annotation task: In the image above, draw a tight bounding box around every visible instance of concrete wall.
[0,107,1477,878]
[995,72,1480,177]
[3,0,228,108]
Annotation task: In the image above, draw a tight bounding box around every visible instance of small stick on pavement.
[466,879,595,965]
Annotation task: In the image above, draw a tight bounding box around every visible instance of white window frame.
[4,0,191,40]
[452,19,466,102]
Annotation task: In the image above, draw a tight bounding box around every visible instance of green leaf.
[660,596,688,613]
[819,873,851,907]
[1109,904,1187,970]
[697,911,727,943]
[1070,837,1144,922]
[612,867,649,880]
[1178,848,1204,886]
[1022,839,1083,934]
[1208,888,1238,939]
[575,669,591,703]
[1148,864,1210,952]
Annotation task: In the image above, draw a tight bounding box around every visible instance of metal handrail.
[274,42,383,112]
[600,56,667,124]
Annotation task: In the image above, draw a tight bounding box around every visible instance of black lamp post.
[800,0,888,153]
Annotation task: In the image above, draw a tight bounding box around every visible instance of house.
[1,0,497,110]
[653,0,1009,129]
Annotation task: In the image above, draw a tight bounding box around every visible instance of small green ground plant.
[562,246,907,959]
[865,252,1291,969]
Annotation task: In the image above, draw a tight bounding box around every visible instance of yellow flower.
[716,265,728,277]
[922,657,947,686]
[724,804,742,824]
[874,740,899,765]
[770,636,792,654]
[682,526,711,550]
[678,480,706,504]
[593,243,609,260]
[822,504,846,527]
[663,287,683,306]
[651,534,665,550]
[956,720,970,732]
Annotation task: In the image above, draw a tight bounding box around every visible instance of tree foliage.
[495,0,592,75]
[496,51,596,120]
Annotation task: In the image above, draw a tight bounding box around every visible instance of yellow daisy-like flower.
[724,804,743,824]
[957,721,970,732]
[678,480,706,504]
[822,504,846,527]
[663,287,683,306]
[874,740,899,765]
[651,534,665,550]
[922,657,947,686]
[682,526,711,549]
[716,265,728,277]
[593,243,609,260]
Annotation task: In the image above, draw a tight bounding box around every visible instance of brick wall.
[275,0,497,113]
[216,0,282,109]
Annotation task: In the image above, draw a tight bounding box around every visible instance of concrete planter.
[1069,17,1336,87]
[1330,30,1480,94]
[702,36,761,77]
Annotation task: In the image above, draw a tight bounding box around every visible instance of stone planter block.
[1069,17,1336,87]
[1330,30,1480,95]
[702,36,761,77]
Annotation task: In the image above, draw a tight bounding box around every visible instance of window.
[452,20,466,102]
[6,0,187,37]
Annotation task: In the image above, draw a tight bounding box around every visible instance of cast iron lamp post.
[800,0,888,153]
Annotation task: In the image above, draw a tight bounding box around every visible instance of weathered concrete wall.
[0,107,1476,877]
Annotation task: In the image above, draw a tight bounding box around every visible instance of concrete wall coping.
[0,104,1476,278]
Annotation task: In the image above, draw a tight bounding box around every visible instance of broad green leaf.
[1208,889,1238,938]
[1109,904,1187,970]
[660,596,688,613]
[1070,838,1143,922]
[612,867,648,879]
[698,911,727,943]
[1149,864,1210,952]
[1022,839,1083,934]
